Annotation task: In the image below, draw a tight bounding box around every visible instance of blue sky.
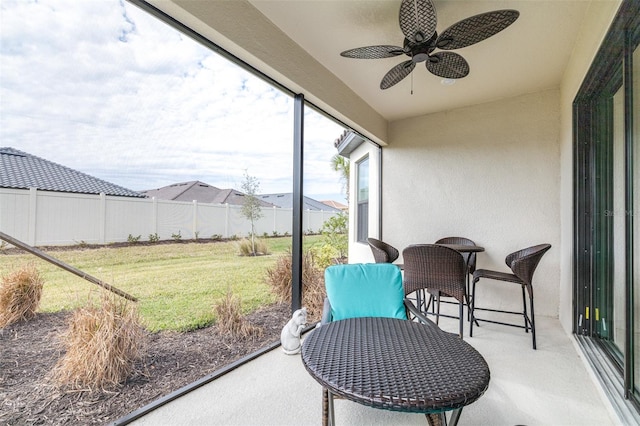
[0,0,347,202]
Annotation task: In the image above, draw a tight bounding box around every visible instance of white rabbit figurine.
[280,307,307,355]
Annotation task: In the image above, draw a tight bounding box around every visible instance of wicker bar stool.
[403,244,468,338]
[434,237,478,316]
[367,237,400,263]
[435,237,478,276]
[470,243,551,349]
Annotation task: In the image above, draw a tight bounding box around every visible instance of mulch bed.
[0,303,290,425]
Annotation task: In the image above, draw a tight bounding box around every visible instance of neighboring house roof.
[259,193,341,212]
[0,147,144,198]
[140,181,219,202]
[140,181,275,207]
[321,200,348,211]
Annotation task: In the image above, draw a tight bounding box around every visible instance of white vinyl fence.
[0,188,340,247]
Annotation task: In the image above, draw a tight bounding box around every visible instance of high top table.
[394,244,484,271]
[436,243,485,297]
[436,243,485,254]
[301,317,490,426]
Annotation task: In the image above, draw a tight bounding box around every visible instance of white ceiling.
[249,0,592,122]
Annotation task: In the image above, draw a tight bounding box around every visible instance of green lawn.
[0,236,323,332]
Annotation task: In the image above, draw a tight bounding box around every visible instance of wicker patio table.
[395,244,484,270]
[301,317,490,426]
[436,243,485,254]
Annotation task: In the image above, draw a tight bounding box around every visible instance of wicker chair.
[403,244,469,338]
[434,237,478,317]
[470,243,552,349]
[367,237,400,264]
[435,236,477,276]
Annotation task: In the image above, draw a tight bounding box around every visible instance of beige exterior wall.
[374,90,562,318]
[349,1,622,331]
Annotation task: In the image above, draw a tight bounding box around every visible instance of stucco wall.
[348,0,621,327]
[378,89,562,318]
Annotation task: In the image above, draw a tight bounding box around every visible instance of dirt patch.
[0,303,291,425]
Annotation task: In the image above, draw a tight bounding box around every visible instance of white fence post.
[192,200,198,239]
[28,187,37,246]
[273,206,277,235]
[99,193,106,244]
[152,197,158,238]
[225,203,229,238]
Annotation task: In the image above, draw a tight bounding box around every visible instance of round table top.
[436,243,485,253]
[301,317,490,414]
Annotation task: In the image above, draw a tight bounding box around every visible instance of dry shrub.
[0,264,44,327]
[214,290,263,339]
[238,238,270,256]
[265,249,325,322]
[51,293,144,391]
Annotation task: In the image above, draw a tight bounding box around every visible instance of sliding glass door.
[589,80,626,361]
[633,23,640,401]
[574,0,639,407]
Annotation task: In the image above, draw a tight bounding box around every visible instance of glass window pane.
[357,157,369,202]
[611,87,625,352]
[356,156,369,242]
[633,42,640,396]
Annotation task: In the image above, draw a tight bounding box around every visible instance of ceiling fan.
[340,0,519,90]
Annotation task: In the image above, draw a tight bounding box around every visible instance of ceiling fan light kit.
[340,0,519,90]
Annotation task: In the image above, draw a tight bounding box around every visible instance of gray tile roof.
[0,147,145,198]
[140,181,275,207]
[259,193,342,212]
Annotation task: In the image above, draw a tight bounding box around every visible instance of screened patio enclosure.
[132,0,640,420]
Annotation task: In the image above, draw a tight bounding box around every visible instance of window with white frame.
[356,156,369,242]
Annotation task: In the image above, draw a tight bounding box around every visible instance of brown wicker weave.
[470,243,552,349]
[402,244,468,338]
[301,317,490,426]
[434,237,480,321]
[435,237,478,275]
[367,237,400,263]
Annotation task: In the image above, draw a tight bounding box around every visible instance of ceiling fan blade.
[340,45,405,59]
[399,0,437,44]
[436,10,519,50]
[380,60,416,90]
[426,52,469,79]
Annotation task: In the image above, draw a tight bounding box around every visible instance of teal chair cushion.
[324,263,407,321]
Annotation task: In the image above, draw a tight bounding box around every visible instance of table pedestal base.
[426,408,462,426]
[323,388,462,426]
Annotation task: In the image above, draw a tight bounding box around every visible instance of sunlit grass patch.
[0,236,322,332]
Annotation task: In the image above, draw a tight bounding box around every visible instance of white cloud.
[0,0,347,201]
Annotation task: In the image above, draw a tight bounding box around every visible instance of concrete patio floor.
[129,315,621,426]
